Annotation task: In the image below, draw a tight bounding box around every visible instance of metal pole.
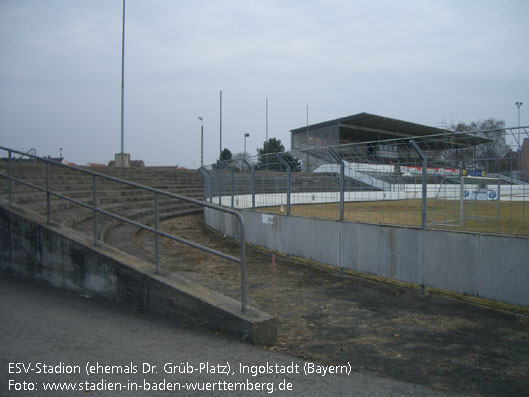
[329,148,345,221]
[93,175,98,244]
[306,105,309,146]
[286,166,291,215]
[251,167,255,209]
[219,90,222,158]
[120,0,126,154]
[231,170,235,208]
[410,140,427,229]
[496,177,501,220]
[8,151,12,206]
[237,213,247,312]
[154,193,159,274]
[46,162,50,223]
[459,175,464,227]
[339,162,344,220]
[198,117,204,167]
[516,102,523,174]
[276,154,291,215]
[244,133,250,158]
[218,172,222,206]
[266,98,268,141]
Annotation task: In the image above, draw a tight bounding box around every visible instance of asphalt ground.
[0,274,446,396]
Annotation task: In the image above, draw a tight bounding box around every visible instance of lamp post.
[197,117,204,168]
[244,133,250,158]
[516,102,523,128]
[266,98,268,141]
[516,101,523,174]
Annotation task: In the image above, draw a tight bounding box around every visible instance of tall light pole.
[265,98,269,142]
[306,105,309,146]
[115,0,130,167]
[516,101,523,174]
[516,102,523,128]
[244,133,250,158]
[120,0,126,155]
[219,90,223,158]
[197,117,204,168]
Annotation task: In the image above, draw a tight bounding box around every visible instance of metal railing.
[0,146,247,312]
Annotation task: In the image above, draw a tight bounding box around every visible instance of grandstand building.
[290,112,489,171]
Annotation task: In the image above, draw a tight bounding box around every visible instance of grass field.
[259,198,529,237]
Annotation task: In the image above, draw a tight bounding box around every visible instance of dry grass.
[259,199,529,237]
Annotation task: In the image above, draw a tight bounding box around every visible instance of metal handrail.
[0,146,247,312]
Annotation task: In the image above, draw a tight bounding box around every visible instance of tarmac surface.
[0,274,446,396]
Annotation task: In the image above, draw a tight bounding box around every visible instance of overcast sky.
[1,0,528,167]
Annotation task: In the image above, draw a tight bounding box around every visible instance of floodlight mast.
[120,0,126,155]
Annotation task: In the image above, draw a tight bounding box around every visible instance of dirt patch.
[135,213,529,395]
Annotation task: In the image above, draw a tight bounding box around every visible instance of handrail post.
[92,175,98,245]
[46,162,50,223]
[8,150,12,206]
[154,193,159,274]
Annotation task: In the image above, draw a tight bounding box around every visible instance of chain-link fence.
[201,126,529,237]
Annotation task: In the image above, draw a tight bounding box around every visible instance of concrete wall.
[205,208,529,307]
[0,203,275,344]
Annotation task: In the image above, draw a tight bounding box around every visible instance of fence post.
[154,192,159,274]
[329,148,345,221]
[92,175,98,245]
[276,154,291,215]
[46,162,50,224]
[251,166,256,209]
[459,175,464,227]
[231,170,235,208]
[409,139,427,229]
[8,151,12,206]
[213,169,223,206]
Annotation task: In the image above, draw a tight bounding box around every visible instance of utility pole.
[220,90,223,158]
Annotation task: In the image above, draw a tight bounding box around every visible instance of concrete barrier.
[205,208,529,308]
[0,202,275,344]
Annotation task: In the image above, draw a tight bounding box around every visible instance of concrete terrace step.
[6,188,203,207]
[0,163,205,261]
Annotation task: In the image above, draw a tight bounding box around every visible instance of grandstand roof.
[291,112,490,149]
